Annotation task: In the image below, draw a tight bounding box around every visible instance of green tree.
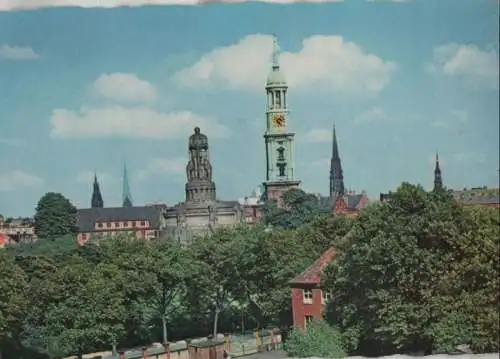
[43,256,126,358]
[188,227,248,337]
[261,188,326,229]
[148,239,195,344]
[34,192,77,239]
[0,252,28,356]
[323,183,471,354]
[238,226,315,327]
[286,320,346,358]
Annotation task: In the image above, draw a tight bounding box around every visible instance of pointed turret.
[433,152,443,191]
[330,122,345,200]
[91,173,104,208]
[122,163,133,207]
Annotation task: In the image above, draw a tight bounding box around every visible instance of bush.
[286,319,346,358]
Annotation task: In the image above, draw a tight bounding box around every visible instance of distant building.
[453,187,500,209]
[238,186,265,225]
[0,217,36,245]
[289,247,337,330]
[76,165,167,246]
[315,124,369,216]
[379,154,500,209]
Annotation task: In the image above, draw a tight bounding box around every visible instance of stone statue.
[189,127,208,151]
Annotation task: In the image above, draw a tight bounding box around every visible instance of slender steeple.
[272,35,280,70]
[433,152,443,191]
[122,163,133,207]
[91,173,104,208]
[330,122,345,200]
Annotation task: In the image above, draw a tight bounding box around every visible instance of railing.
[80,330,283,359]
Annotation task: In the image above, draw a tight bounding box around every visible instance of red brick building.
[289,247,337,329]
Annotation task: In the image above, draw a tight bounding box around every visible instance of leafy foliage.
[323,183,499,354]
[261,188,327,229]
[286,320,346,358]
[34,193,77,239]
[1,182,497,358]
[0,252,28,344]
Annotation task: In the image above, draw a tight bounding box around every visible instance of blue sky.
[0,0,498,216]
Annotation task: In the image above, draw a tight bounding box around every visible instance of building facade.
[163,127,242,243]
[76,165,167,245]
[262,38,301,205]
[290,248,337,330]
[0,217,36,245]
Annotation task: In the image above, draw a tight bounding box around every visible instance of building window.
[322,289,332,304]
[81,233,87,240]
[305,315,314,328]
[115,222,120,228]
[97,223,103,228]
[303,289,313,304]
[123,222,128,227]
[140,221,145,226]
[106,222,111,228]
[132,221,136,227]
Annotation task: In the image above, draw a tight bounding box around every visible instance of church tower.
[433,152,443,191]
[91,174,104,208]
[122,163,133,207]
[185,127,216,203]
[330,123,345,200]
[263,37,301,203]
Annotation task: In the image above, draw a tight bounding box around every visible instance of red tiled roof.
[0,232,11,248]
[290,247,337,285]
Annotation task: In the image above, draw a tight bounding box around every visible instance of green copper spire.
[122,162,133,207]
[272,35,280,70]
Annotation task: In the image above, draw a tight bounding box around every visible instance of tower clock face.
[272,114,286,128]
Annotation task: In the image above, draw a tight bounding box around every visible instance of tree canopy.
[34,192,77,239]
[323,183,499,355]
[0,182,498,358]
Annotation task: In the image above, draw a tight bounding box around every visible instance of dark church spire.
[91,173,104,208]
[122,163,133,207]
[433,151,443,191]
[330,122,345,200]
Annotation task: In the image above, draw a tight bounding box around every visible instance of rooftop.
[290,247,337,285]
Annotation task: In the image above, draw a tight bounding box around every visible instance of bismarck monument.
[164,127,242,243]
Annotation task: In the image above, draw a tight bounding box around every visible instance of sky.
[0,0,499,216]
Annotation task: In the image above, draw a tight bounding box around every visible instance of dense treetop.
[1,183,498,358]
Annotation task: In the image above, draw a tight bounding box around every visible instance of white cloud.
[0,170,44,191]
[137,157,187,180]
[432,110,467,129]
[0,0,342,11]
[304,128,332,142]
[173,34,397,96]
[0,44,40,60]
[354,107,395,124]
[92,73,157,103]
[49,106,230,140]
[428,43,499,89]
